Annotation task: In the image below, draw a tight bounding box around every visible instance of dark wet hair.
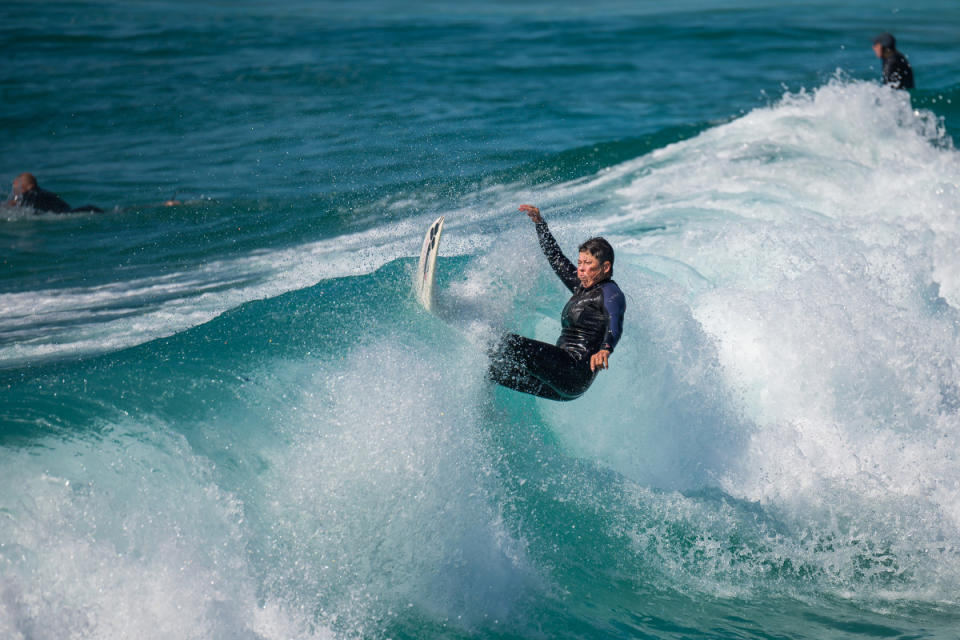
[873,32,896,50]
[579,237,614,273]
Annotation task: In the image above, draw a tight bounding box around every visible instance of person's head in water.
[872,32,896,59]
[577,237,613,288]
[10,172,38,201]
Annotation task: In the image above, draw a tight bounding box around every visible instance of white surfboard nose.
[414,215,445,311]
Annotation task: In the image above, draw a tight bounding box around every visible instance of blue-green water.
[4,2,960,638]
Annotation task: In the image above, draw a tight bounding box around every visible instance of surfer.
[872,32,914,90]
[6,173,103,214]
[488,205,625,401]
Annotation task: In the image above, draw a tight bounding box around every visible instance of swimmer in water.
[7,173,103,213]
[872,32,914,90]
[488,205,626,401]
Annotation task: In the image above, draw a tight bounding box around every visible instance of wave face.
[4,1,960,638]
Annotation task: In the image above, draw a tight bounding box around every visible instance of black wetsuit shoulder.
[883,52,914,90]
[21,187,71,213]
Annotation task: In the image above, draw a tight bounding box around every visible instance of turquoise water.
[4,1,960,638]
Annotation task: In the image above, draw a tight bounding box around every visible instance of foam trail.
[0,219,473,367]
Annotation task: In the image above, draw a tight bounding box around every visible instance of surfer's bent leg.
[488,333,595,401]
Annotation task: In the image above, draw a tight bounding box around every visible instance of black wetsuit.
[16,187,103,214]
[489,220,625,401]
[18,186,71,213]
[882,51,914,90]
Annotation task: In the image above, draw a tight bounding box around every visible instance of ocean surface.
[3,1,960,638]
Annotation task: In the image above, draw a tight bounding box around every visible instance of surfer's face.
[577,251,611,288]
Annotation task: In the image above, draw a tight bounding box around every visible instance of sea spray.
[506,80,960,607]
[250,340,537,635]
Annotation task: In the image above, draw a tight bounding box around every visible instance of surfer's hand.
[518,204,542,223]
[590,349,610,372]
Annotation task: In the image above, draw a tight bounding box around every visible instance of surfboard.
[414,215,445,311]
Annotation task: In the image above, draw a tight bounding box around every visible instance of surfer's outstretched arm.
[518,205,579,291]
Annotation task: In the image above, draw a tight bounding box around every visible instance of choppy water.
[3,1,960,638]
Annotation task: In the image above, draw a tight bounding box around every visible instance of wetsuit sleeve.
[535,220,579,292]
[599,282,625,353]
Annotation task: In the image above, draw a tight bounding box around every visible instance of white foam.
[0,422,331,640]
[252,338,538,631]
[0,220,452,367]
[521,79,960,599]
